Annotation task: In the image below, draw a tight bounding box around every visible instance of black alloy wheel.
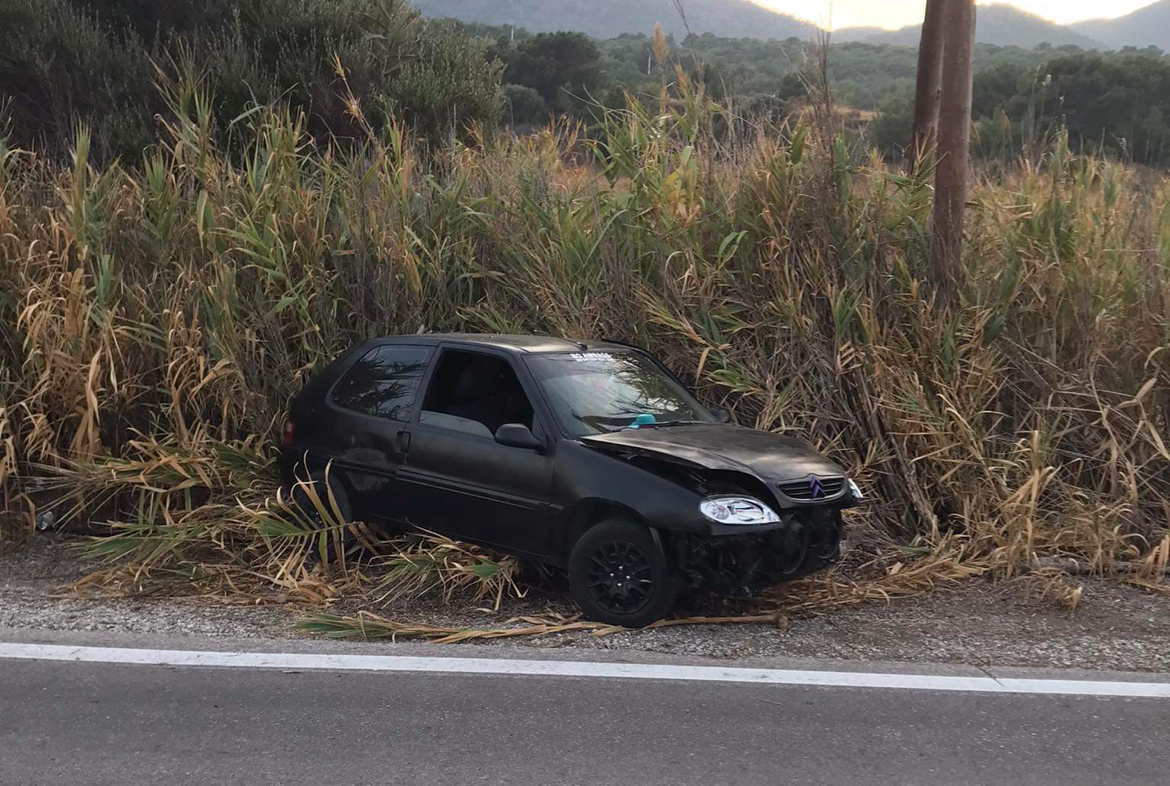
[569,518,676,627]
[586,539,655,616]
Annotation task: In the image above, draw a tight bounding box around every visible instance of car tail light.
[282,421,295,445]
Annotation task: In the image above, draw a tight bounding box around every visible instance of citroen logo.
[809,476,825,498]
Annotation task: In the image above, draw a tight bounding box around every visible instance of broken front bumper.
[673,507,844,593]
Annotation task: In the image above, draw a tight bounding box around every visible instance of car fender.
[551,441,707,560]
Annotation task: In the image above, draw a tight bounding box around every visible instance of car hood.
[580,424,845,482]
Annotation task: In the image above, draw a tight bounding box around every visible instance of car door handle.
[395,430,411,454]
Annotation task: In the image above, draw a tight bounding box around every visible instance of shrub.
[502,84,549,128]
[503,31,603,112]
[383,22,505,141]
[0,0,503,160]
[0,0,156,158]
[868,93,913,157]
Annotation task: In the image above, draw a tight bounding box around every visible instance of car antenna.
[576,341,589,350]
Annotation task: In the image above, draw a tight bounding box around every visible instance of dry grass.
[55,451,525,607]
[363,532,527,610]
[297,548,985,641]
[1,76,1167,611]
[297,610,790,643]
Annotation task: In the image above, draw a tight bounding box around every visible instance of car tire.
[569,518,676,628]
[289,470,355,562]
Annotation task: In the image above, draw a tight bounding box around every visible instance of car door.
[396,346,555,557]
[320,343,433,523]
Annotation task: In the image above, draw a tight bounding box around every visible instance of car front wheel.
[569,518,676,627]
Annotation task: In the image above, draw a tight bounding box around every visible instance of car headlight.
[699,496,781,525]
[848,478,864,500]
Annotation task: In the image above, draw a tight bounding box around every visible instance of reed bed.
[1,78,1168,609]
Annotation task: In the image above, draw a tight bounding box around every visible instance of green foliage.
[868,95,914,157]
[0,0,156,159]
[1044,53,1170,164]
[473,24,1170,167]
[966,51,1170,166]
[502,32,603,112]
[973,61,1035,118]
[0,0,503,159]
[11,1,1170,170]
[587,34,1095,112]
[502,84,549,128]
[384,22,505,139]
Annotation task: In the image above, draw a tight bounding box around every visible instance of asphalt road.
[1,640,1168,786]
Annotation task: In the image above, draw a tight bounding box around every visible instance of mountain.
[1072,1,1170,50]
[838,5,1105,49]
[412,0,816,40]
[829,28,889,44]
[414,1,1154,50]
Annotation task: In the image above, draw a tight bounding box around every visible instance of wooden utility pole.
[929,0,975,303]
[909,0,944,172]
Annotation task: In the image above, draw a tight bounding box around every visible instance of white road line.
[1,642,1167,698]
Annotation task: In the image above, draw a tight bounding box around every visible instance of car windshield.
[526,351,714,436]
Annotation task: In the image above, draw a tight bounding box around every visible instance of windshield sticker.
[569,352,615,362]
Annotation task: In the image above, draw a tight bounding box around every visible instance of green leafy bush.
[0,0,503,160]
[502,84,549,128]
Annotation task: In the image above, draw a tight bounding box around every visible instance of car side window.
[331,345,431,420]
[421,349,535,436]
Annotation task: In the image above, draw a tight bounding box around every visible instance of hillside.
[840,5,1105,49]
[412,0,815,40]
[1072,1,1170,50]
[416,1,1134,49]
[830,27,888,44]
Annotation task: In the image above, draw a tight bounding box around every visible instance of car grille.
[777,476,845,500]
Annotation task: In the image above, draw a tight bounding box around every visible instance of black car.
[280,334,861,626]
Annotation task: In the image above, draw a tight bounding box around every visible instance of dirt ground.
[3,534,1169,671]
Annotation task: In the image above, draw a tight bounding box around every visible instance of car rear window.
[330,345,432,420]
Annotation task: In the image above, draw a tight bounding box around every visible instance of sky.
[756,1,1161,30]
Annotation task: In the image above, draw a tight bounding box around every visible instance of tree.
[502,84,549,127]
[930,0,976,302]
[972,61,1029,119]
[910,0,944,170]
[504,32,602,112]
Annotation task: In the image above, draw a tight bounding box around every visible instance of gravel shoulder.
[3,535,1169,671]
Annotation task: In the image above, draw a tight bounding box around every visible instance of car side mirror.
[495,423,545,452]
[711,407,734,424]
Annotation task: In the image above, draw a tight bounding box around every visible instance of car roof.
[371,333,637,355]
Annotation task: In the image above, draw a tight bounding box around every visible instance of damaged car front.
[526,349,862,598]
